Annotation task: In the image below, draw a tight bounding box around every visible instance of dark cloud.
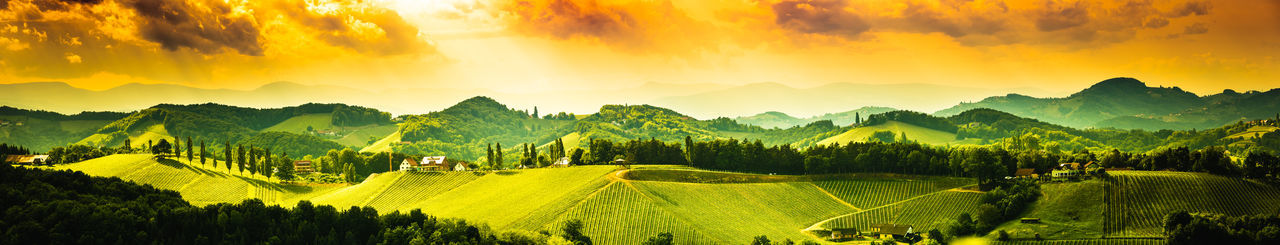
[1184,22,1208,34]
[125,0,263,56]
[771,0,869,37]
[1036,1,1090,31]
[1145,18,1169,28]
[1171,1,1211,17]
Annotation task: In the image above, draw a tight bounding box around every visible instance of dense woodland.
[1164,212,1280,245]
[0,163,592,244]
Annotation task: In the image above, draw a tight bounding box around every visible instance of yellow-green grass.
[311,171,483,211]
[814,177,975,209]
[542,182,712,245]
[818,191,984,233]
[621,168,809,183]
[993,180,1107,240]
[359,129,401,153]
[402,166,618,229]
[1105,171,1280,238]
[58,154,343,206]
[1224,125,1280,140]
[77,123,173,146]
[628,181,857,243]
[816,121,960,146]
[263,113,334,133]
[335,124,399,147]
[540,132,583,151]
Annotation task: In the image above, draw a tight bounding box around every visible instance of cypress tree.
[199,141,206,166]
[495,142,504,168]
[186,137,193,163]
[224,142,232,172]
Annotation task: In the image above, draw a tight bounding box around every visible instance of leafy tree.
[276,152,295,181]
[561,219,592,245]
[642,232,673,245]
[569,148,584,165]
[151,139,172,157]
[750,235,771,245]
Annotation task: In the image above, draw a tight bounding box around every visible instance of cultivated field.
[263,113,334,133]
[58,154,343,206]
[1104,171,1280,237]
[814,177,974,209]
[817,191,984,233]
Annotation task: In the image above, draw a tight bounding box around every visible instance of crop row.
[814,178,972,209]
[545,182,711,245]
[823,191,983,232]
[1104,172,1280,237]
[365,172,482,211]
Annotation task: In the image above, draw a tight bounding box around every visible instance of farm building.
[293,160,315,173]
[453,162,470,171]
[829,228,859,240]
[4,155,49,165]
[553,157,571,167]
[1052,162,1085,180]
[869,224,913,240]
[400,156,449,171]
[1014,168,1036,178]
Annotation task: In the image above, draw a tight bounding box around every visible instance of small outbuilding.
[869,224,914,240]
[293,160,315,173]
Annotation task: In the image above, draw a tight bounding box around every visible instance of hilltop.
[734,106,897,129]
[935,77,1280,130]
[0,106,129,151]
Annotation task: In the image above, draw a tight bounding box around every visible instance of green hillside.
[1224,125,1280,140]
[263,113,334,133]
[816,121,964,146]
[56,154,343,206]
[0,106,126,151]
[1104,171,1280,238]
[359,129,401,153]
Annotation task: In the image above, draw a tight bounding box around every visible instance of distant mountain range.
[934,77,1280,130]
[651,82,1051,118]
[734,106,897,129]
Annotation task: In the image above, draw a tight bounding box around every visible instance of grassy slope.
[78,123,173,146]
[816,121,960,146]
[359,129,401,153]
[631,181,857,243]
[540,132,583,151]
[814,177,975,209]
[818,190,985,233]
[57,154,343,206]
[1223,125,1279,140]
[403,166,618,230]
[335,124,399,147]
[1105,171,1280,237]
[993,180,1108,240]
[262,113,333,133]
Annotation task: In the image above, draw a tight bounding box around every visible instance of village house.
[400,156,449,171]
[1051,162,1087,180]
[829,228,859,240]
[399,158,419,171]
[552,157,571,167]
[1014,168,1037,179]
[869,224,913,240]
[293,160,315,173]
[453,162,470,171]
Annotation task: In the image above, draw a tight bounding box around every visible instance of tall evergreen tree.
[855,112,861,125]
[276,151,295,181]
[487,144,494,167]
[263,148,272,178]
[236,145,245,175]
[122,138,131,152]
[186,137,193,163]
[199,141,206,166]
[533,106,539,118]
[684,136,694,163]
[495,142,504,168]
[224,141,232,172]
[173,137,180,156]
[248,145,257,176]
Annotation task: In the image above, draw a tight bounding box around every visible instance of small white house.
[453,162,470,171]
[553,157,571,167]
[399,158,419,171]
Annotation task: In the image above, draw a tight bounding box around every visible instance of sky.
[1,0,1278,98]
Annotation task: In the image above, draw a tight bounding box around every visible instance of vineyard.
[819,191,984,233]
[1104,171,1280,237]
[543,182,711,244]
[402,166,618,229]
[60,154,342,206]
[363,171,483,211]
[813,177,974,209]
[627,181,857,243]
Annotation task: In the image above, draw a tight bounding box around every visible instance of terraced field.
[814,177,974,208]
[818,191,984,233]
[1104,171,1280,237]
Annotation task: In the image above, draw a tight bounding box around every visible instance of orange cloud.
[495,0,717,56]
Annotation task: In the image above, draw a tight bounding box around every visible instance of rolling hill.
[815,121,967,146]
[56,154,344,206]
[935,77,1280,130]
[0,106,128,151]
[734,106,897,129]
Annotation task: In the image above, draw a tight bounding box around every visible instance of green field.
[993,180,1108,240]
[77,123,173,147]
[540,132,583,150]
[263,113,334,133]
[1224,125,1280,140]
[58,154,343,206]
[816,121,963,146]
[359,129,402,153]
[335,124,399,147]
[1104,171,1280,237]
[815,177,975,209]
